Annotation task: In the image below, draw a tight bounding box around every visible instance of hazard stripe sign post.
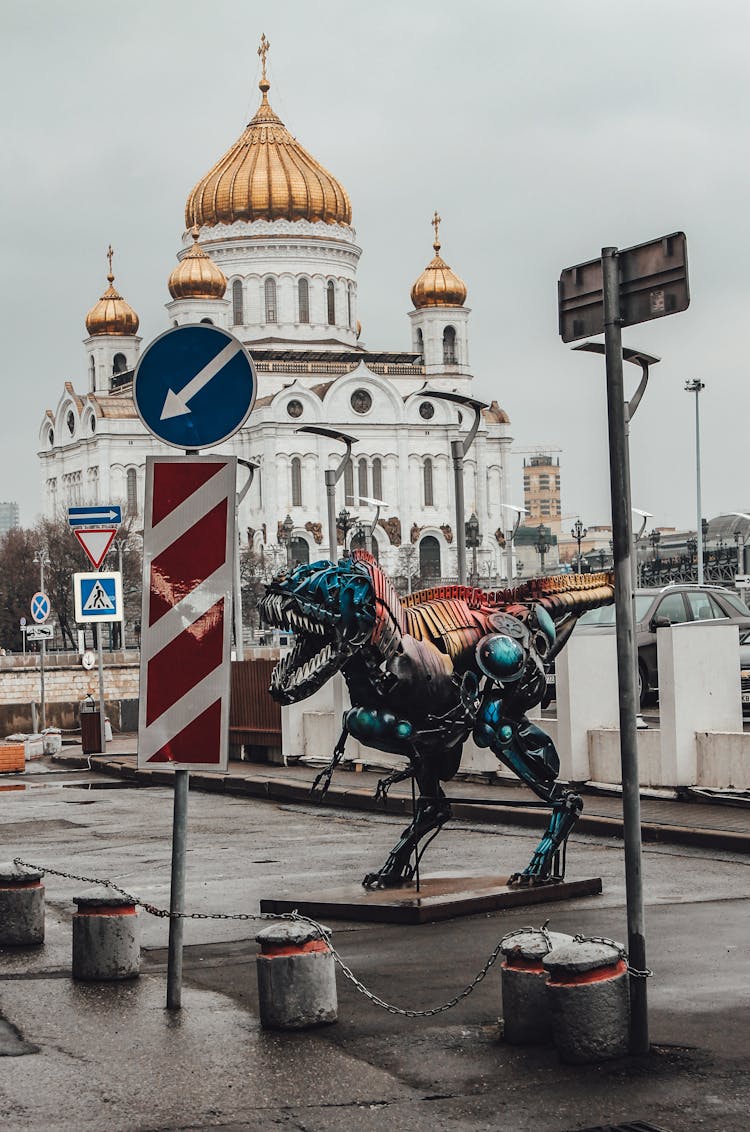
[138,455,235,771]
[138,453,237,1011]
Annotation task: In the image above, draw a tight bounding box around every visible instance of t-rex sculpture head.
[259,558,379,704]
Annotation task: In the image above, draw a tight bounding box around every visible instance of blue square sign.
[74,572,123,623]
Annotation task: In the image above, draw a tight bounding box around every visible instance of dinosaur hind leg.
[509,786,583,886]
[362,763,451,889]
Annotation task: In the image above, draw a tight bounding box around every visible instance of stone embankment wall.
[0,652,139,735]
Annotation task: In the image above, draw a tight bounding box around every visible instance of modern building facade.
[38,40,513,584]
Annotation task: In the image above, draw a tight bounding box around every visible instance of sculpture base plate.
[260,874,602,925]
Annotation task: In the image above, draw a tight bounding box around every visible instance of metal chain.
[15,859,652,1007]
[279,912,557,1018]
[12,859,262,922]
[573,933,653,979]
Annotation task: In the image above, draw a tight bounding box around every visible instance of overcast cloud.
[2,0,749,532]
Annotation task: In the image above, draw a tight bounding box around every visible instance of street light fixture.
[571,518,588,574]
[534,523,550,573]
[685,379,705,584]
[281,514,294,568]
[296,426,358,564]
[414,388,488,585]
[500,502,529,581]
[336,507,356,551]
[465,511,481,584]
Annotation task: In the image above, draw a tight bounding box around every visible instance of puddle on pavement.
[61,780,140,790]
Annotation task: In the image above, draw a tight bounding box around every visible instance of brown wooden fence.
[229,658,282,758]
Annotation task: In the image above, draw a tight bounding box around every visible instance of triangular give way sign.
[74,528,117,569]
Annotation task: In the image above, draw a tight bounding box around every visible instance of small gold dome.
[168,227,227,300]
[85,247,139,337]
[185,35,351,229]
[410,212,467,309]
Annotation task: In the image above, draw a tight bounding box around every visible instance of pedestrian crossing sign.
[74,572,123,623]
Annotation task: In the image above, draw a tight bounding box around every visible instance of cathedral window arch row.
[231,278,244,326]
[443,325,458,366]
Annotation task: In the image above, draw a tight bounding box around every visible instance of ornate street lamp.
[649,529,661,563]
[336,507,355,550]
[535,523,550,572]
[465,511,481,584]
[571,518,587,574]
[281,514,294,568]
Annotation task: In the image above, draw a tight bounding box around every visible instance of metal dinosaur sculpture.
[259,552,614,890]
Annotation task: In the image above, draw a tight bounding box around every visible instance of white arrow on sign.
[160,340,241,420]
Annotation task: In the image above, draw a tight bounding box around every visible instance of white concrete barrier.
[556,633,619,783]
[658,623,742,786]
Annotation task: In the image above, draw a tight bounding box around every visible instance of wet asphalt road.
[1,765,750,1131]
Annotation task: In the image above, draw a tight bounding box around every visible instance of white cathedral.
[38,39,513,585]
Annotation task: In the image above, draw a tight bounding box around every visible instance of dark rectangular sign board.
[558,231,689,342]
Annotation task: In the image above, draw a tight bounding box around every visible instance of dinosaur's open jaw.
[259,591,344,703]
[269,634,341,703]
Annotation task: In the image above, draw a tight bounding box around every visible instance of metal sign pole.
[602,246,649,1055]
[40,638,46,731]
[166,767,189,1010]
[96,623,106,751]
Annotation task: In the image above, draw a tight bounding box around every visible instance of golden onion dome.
[185,35,351,229]
[410,212,467,309]
[168,227,227,299]
[85,246,139,337]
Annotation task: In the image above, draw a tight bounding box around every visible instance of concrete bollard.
[72,888,140,981]
[543,939,630,1063]
[0,862,45,946]
[256,921,337,1030]
[500,929,573,1044]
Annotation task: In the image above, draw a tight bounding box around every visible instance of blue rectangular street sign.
[68,505,122,529]
[73,572,123,624]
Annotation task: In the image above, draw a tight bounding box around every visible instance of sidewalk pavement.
[51,732,750,857]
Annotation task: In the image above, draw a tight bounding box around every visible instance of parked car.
[740,629,750,717]
[543,583,750,708]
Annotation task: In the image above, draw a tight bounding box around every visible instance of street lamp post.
[281,514,294,569]
[499,503,528,581]
[415,389,488,586]
[296,426,358,564]
[465,512,481,585]
[571,518,587,574]
[336,508,356,553]
[535,523,550,573]
[685,380,705,585]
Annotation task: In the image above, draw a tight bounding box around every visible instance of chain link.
[572,933,653,979]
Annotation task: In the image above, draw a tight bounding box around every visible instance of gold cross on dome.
[258,33,270,82]
[432,211,441,250]
[106,244,114,278]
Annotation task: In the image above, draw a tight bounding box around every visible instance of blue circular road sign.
[133,324,257,449]
[31,592,50,624]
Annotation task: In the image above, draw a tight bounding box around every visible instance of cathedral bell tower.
[83,246,141,393]
[408,212,471,381]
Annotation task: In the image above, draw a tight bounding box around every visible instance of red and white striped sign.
[138,455,236,771]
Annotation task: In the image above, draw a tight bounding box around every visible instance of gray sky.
[3,0,749,533]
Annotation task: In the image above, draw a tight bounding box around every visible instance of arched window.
[200,317,214,325]
[290,538,310,569]
[347,285,353,329]
[291,457,302,508]
[112,353,127,376]
[415,328,424,358]
[344,457,354,505]
[423,458,434,507]
[298,278,310,324]
[372,458,383,501]
[232,280,243,325]
[443,325,457,365]
[419,536,441,580]
[126,469,138,517]
[89,356,96,392]
[351,528,379,561]
[265,278,277,323]
[326,280,336,326]
[357,458,368,504]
